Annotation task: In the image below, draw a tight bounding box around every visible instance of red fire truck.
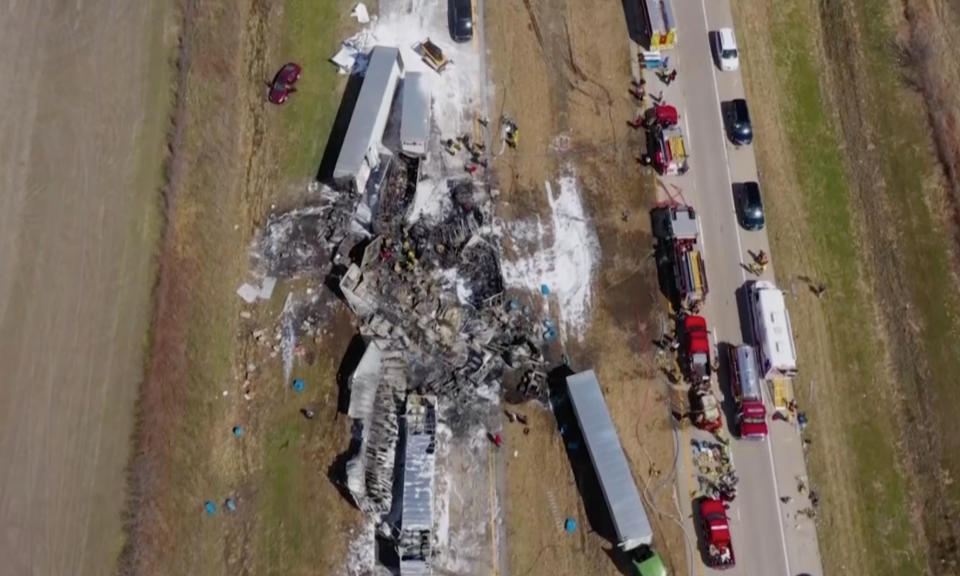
[728,345,768,440]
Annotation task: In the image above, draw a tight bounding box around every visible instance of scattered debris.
[351,2,371,24]
[236,283,260,304]
[249,7,548,572]
[331,30,378,75]
[236,276,278,303]
[691,439,739,502]
[413,38,450,73]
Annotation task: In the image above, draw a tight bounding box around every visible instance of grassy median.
[252,0,361,573]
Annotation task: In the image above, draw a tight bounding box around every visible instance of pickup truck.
[682,315,711,384]
[699,498,736,569]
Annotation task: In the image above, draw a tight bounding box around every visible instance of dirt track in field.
[0,1,170,574]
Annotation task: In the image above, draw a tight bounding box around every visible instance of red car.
[268,62,302,104]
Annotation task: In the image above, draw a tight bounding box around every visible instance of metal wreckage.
[254,155,548,573]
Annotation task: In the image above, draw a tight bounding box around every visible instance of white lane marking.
[696,200,708,263]
[765,435,792,576]
[698,1,792,575]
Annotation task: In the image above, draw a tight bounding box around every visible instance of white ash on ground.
[365,0,484,137]
[343,518,378,576]
[501,167,600,343]
[432,414,499,576]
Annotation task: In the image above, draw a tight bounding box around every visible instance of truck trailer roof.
[733,345,762,401]
[400,72,431,156]
[566,370,653,550]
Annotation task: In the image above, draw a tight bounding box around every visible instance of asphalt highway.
[661,0,826,574]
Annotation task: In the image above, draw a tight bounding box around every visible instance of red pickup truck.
[682,315,712,384]
[699,498,736,569]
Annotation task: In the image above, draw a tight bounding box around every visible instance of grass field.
[767,5,918,573]
[825,0,960,568]
[278,0,348,178]
[124,0,360,574]
[252,1,362,573]
[735,0,960,573]
[254,326,357,576]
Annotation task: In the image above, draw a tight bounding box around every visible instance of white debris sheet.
[501,168,600,342]
[236,276,277,303]
[351,2,371,24]
[331,30,377,75]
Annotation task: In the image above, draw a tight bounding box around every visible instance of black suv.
[725,99,753,146]
[734,182,765,230]
[450,0,473,42]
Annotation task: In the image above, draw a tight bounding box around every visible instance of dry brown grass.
[817,0,960,570]
[488,0,683,573]
[901,0,960,243]
[119,0,278,573]
[120,0,362,573]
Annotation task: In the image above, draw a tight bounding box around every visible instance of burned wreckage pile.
[257,156,547,570]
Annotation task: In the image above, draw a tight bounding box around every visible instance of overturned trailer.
[346,339,407,516]
[566,370,654,551]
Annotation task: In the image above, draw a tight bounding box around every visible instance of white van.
[713,28,740,71]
